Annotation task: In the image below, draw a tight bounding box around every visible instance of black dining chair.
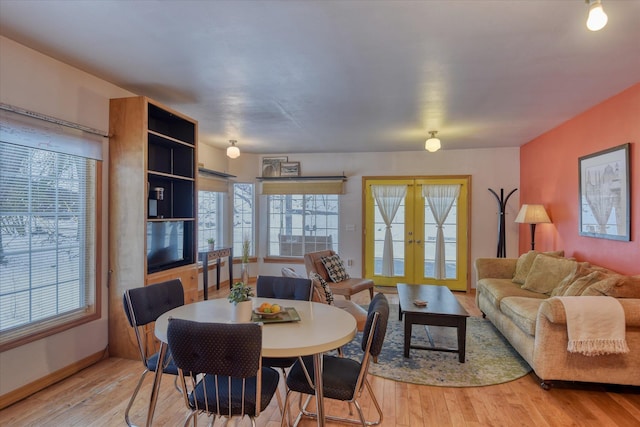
[256,274,313,422]
[122,278,184,427]
[167,319,280,427]
[282,292,389,427]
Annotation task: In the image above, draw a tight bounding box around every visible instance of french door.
[363,176,470,291]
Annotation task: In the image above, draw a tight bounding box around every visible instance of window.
[267,194,339,257]
[0,142,100,350]
[233,183,254,259]
[197,190,224,251]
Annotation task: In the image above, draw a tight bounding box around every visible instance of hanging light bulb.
[586,0,608,31]
[424,131,441,152]
[226,139,240,159]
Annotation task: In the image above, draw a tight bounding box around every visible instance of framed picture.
[262,156,288,177]
[578,143,630,241]
[280,161,300,177]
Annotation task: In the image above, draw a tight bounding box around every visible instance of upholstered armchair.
[304,250,374,301]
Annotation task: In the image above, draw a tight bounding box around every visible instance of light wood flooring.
[1,286,639,426]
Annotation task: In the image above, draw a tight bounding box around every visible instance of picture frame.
[578,143,630,241]
[262,156,288,177]
[280,161,300,177]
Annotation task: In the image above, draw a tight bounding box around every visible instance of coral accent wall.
[519,83,639,275]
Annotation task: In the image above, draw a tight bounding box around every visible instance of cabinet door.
[147,264,198,303]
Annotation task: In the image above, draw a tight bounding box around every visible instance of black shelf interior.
[148,103,195,144]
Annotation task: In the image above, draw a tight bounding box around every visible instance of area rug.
[341,305,532,387]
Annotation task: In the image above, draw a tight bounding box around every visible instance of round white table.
[146,297,358,427]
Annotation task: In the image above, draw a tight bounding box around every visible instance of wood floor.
[1,286,639,426]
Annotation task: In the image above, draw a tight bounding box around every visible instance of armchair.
[304,250,374,301]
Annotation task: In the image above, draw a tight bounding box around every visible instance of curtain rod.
[0,102,110,138]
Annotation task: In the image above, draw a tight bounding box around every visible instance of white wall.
[0,36,133,395]
[216,148,522,286]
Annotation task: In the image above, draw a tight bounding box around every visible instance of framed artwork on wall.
[578,143,630,241]
[280,161,300,177]
[262,156,288,177]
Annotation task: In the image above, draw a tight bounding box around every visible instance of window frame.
[232,182,255,260]
[0,148,102,352]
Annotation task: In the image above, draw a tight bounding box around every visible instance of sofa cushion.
[320,254,350,282]
[522,254,576,295]
[499,297,544,336]
[477,278,546,309]
[562,271,604,296]
[582,274,640,298]
[512,250,564,285]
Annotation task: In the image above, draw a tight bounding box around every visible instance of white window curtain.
[371,185,407,276]
[423,184,460,279]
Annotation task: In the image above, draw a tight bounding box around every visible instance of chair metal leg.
[125,368,150,427]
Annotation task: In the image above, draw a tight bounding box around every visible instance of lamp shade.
[226,140,240,159]
[424,130,441,152]
[515,204,551,224]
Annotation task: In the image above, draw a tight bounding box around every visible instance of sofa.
[475,251,640,389]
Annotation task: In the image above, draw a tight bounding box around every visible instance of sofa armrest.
[538,297,640,327]
[474,258,517,281]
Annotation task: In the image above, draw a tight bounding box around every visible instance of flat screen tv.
[147,221,188,273]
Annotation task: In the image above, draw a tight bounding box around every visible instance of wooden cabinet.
[108,96,198,359]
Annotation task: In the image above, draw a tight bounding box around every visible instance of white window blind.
[0,108,101,350]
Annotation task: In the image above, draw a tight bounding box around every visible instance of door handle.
[416,240,422,244]
[407,240,414,244]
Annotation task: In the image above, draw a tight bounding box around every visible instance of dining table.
[147,297,358,427]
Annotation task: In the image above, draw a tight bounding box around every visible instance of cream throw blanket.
[558,296,629,356]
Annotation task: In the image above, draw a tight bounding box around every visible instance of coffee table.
[397,283,469,362]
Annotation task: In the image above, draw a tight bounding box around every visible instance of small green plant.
[207,238,215,244]
[228,281,254,305]
[241,237,250,263]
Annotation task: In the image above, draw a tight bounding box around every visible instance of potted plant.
[228,281,254,322]
[207,238,215,251]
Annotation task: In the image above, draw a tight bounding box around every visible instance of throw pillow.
[582,274,640,298]
[512,250,565,285]
[309,272,334,305]
[550,262,591,297]
[562,271,604,296]
[320,254,350,282]
[281,267,305,279]
[522,254,576,295]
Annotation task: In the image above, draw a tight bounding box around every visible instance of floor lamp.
[515,204,551,250]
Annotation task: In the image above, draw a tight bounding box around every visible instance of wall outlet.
[347,259,353,266]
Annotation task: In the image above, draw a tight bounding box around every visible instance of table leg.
[202,254,209,300]
[228,249,233,288]
[404,319,411,358]
[313,353,325,427]
[457,318,467,363]
[146,342,167,426]
[216,257,221,291]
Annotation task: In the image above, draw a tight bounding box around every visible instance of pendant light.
[586,0,608,31]
[226,139,240,159]
[424,131,441,152]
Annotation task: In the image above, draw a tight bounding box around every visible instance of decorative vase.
[241,262,250,285]
[208,241,215,251]
[231,299,253,323]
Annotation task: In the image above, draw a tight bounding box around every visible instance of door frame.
[361,175,472,292]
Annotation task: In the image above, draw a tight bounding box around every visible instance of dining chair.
[122,278,184,427]
[256,274,313,423]
[281,292,389,427]
[167,319,280,427]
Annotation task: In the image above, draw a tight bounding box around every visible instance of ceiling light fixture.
[424,131,441,152]
[586,0,608,31]
[226,139,240,159]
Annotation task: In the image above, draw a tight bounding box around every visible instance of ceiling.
[1,1,639,154]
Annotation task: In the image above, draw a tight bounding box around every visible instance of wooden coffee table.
[397,283,469,362]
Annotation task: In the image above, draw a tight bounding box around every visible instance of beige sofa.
[475,252,640,389]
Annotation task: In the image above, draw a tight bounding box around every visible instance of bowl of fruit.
[254,302,283,318]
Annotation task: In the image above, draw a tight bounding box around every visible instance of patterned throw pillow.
[309,272,334,305]
[320,254,350,282]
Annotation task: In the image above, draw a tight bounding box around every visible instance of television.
[147,221,192,273]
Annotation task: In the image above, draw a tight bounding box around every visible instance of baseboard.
[0,347,108,410]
